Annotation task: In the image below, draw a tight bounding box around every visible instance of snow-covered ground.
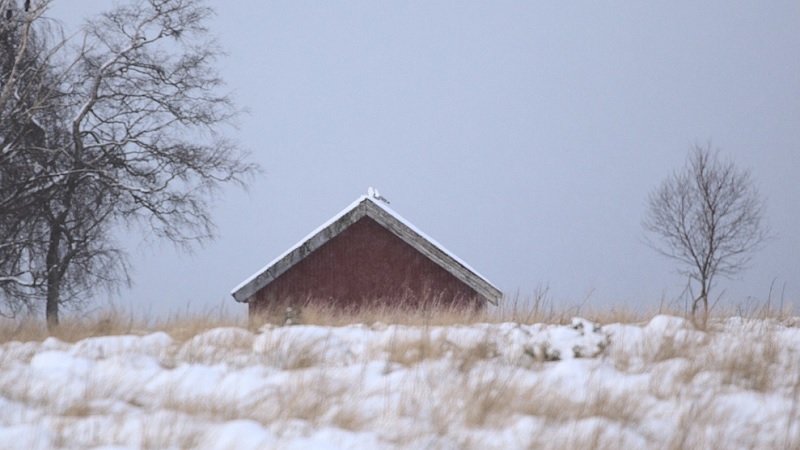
[1,315,799,449]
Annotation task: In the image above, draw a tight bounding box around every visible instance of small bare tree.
[643,144,768,323]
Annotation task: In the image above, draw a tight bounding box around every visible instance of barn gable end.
[231,195,502,311]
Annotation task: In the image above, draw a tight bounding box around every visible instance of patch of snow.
[203,420,279,450]
[70,332,173,359]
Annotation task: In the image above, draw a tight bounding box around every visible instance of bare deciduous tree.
[1,0,258,328]
[643,144,768,322]
[0,0,60,314]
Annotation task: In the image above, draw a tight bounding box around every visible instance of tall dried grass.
[0,306,246,344]
[1,289,794,344]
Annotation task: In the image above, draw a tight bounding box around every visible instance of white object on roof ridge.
[367,186,390,204]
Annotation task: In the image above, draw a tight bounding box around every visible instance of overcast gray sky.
[49,1,799,318]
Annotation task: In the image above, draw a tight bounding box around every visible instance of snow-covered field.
[1,315,799,449]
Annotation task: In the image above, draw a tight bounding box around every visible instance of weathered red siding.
[249,217,482,315]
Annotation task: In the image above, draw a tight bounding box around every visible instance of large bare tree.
[643,144,768,322]
[1,0,257,327]
[0,0,61,314]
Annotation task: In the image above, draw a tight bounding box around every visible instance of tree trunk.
[45,277,60,329]
[691,280,710,328]
[702,291,709,327]
[697,281,709,328]
[45,227,61,330]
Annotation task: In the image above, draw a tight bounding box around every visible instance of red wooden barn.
[231,193,502,316]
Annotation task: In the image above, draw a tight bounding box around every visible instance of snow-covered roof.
[231,195,502,305]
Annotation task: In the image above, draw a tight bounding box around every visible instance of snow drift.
[1,315,799,449]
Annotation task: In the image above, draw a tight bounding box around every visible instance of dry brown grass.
[251,299,488,328]
[0,313,140,343]
[246,290,667,330]
[715,331,782,392]
[246,287,602,327]
[0,306,246,344]
[383,327,442,367]
[1,291,792,347]
[152,312,246,343]
[0,284,716,347]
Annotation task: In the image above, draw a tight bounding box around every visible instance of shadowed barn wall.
[249,217,482,315]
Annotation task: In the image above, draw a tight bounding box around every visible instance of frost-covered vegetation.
[1,311,799,449]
